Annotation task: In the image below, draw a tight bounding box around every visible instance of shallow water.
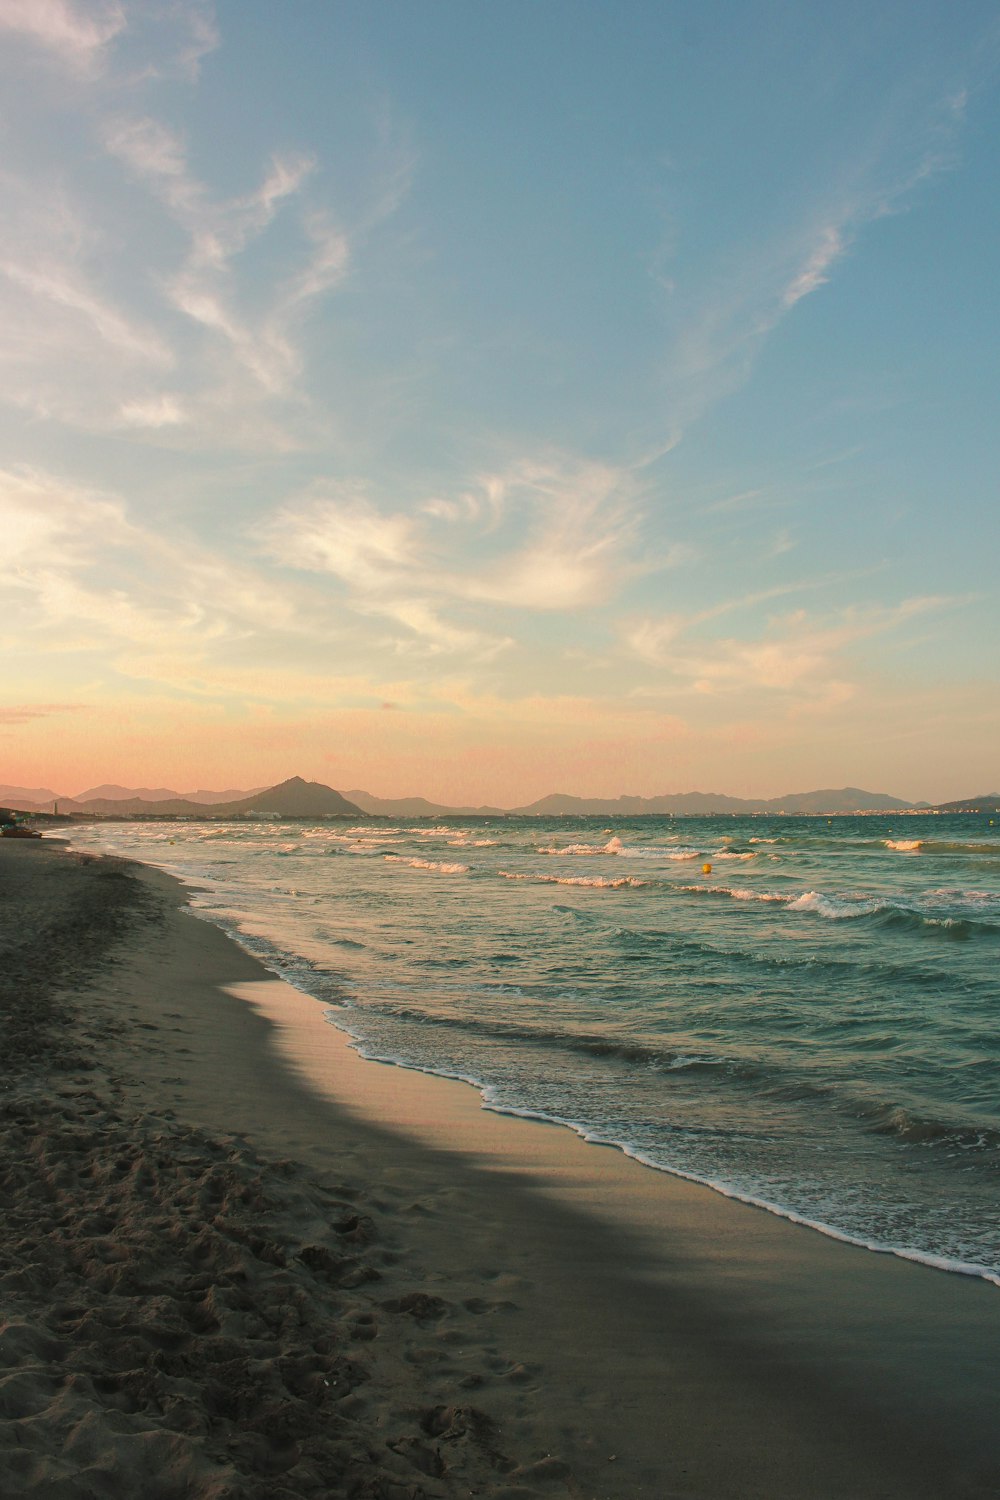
[68,812,1000,1283]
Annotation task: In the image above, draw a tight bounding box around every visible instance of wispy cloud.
[625,595,958,709]
[0,0,125,70]
[259,454,661,653]
[651,75,979,451]
[0,466,341,695]
[0,702,88,725]
[102,113,349,404]
[0,5,392,445]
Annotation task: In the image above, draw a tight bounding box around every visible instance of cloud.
[2,468,135,562]
[624,595,957,707]
[780,224,845,309]
[0,154,179,428]
[0,466,339,697]
[259,455,658,653]
[0,0,219,81]
[652,75,978,450]
[0,6,377,445]
[0,702,88,725]
[0,257,173,366]
[117,394,186,427]
[0,0,125,69]
[102,114,344,400]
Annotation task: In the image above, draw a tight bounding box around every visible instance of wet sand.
[3,836,1000,1498]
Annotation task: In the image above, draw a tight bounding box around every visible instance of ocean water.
[66,813,1000,1284]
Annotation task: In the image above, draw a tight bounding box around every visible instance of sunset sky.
[2,0,998,805]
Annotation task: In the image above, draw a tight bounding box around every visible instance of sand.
[3,838,1000,1499]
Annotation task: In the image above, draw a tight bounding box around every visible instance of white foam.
[785,890,874,919]
[384,855,469,874]
[499,870,645,889]
[537,834,625,856]
[681,883,785,903]
[316,1005,1000,1293]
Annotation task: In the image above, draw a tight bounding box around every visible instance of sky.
[1,0,998,805]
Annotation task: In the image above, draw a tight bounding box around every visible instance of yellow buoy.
[702,862,712,874]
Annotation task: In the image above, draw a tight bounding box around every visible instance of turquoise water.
[68,814,1000,1283]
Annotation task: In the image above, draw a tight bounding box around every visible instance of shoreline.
[5,838,1000,1497]
[178,887,1000,1293]
[318,1003,1000,1291]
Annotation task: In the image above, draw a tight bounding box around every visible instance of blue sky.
[1,0,997,803]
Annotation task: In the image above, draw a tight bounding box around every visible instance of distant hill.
[933,794,1000,814]
[0,777,950,820]
[510,786,918,816]
[345,790,506,817]
[47,776,363,819]
[0,784,62,809]
[763,787,923,814]
[74,783,263,804]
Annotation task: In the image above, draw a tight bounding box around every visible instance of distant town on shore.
[3,775,999,822]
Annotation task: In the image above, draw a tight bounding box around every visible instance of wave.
[680,883,787,904]
[499,870,646,889]
[535,835,755,864]
[383,855,469,874]
[610,925,957,988]
[341,997,731,1072]
[319,1002,1000,1288]
[886,839,923,852]
[852,1099,1000,1153]
[910,840,1000,857]
[536,835,625,856]
[681,883,1000,934]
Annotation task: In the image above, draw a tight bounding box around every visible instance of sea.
[66,812,1000,1285]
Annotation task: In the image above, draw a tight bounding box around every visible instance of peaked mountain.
[214,776,362,818]
[54,777,362,819]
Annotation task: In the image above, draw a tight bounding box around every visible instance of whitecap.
[384,855,469,874]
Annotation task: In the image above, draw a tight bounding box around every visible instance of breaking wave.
[383,855,469,874]
[499,871,646,889]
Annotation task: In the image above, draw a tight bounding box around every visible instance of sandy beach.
[3,837,1000,1499]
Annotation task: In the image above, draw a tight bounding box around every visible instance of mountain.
[214,777,362,818]
[74,783,263,804]
[65,796,211,816]
[512,791,753,815]
[345,790,506,817]
[763,787,920,814]
[0,777,936,821]
[91,778,360,819]
[510,787,917,816]
[75,783,187,802]
[933,794,1000,814]
[51,776,363,819]
[0,784,62,808]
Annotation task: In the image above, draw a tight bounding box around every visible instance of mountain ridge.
[2,778,984,819]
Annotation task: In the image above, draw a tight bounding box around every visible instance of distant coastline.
[4,772,999,822]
